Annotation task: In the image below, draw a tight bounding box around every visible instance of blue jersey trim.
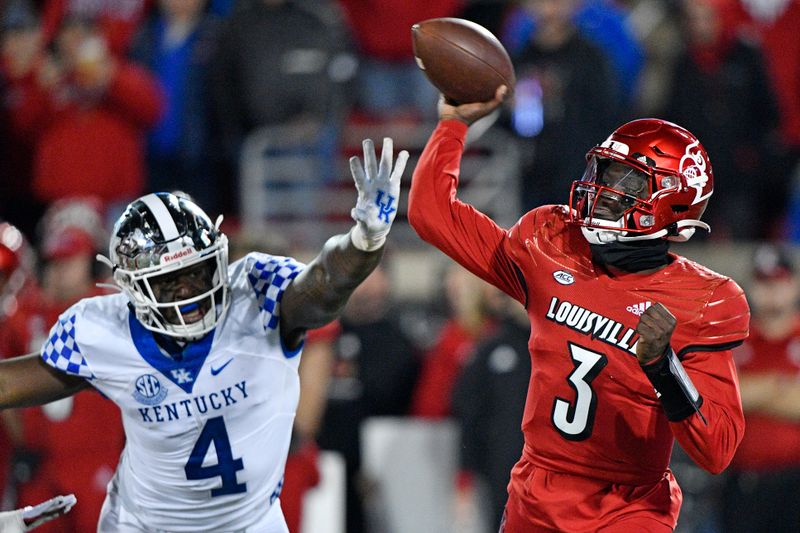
[245,255,304,331]
[128,311,215,394]
[280,336,304,359]
[41,313,95,379]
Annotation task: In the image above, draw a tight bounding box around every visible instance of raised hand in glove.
[0,494,77,532]
[349,137,409,252]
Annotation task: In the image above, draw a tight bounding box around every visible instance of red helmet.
[569,118,713,244]
[0,222,34,317]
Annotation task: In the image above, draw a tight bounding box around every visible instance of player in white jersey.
[0,138,409,532]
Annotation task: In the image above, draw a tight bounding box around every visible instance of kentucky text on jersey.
[545,296,640,356]
[137,380,248,423]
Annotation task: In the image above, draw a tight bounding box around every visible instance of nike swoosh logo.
[210,358,234,376]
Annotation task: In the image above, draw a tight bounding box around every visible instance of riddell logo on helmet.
[680,140,711,205]
[161,248,195,265]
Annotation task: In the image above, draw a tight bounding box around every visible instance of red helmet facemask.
[569,119,713,244]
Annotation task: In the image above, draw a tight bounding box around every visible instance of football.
[411,17,515,105]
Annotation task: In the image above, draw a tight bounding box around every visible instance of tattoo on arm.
[280,230,383,347]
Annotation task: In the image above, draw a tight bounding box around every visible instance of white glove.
[0,494,77,532]
[349,137,409,251]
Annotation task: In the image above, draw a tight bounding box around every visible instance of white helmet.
[105,193,230,340]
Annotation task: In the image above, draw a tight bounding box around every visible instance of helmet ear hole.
[651,145,669,157]
[671,205,689,213]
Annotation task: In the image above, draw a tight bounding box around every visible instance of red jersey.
[409,120,750,528]
[731,320,800,471]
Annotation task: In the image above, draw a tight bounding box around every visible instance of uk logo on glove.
[349,137,409,252]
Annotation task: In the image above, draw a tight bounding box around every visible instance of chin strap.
[581,218,710,244]
[618,219,711,243]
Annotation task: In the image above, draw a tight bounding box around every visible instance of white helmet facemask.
[101,193,230,340]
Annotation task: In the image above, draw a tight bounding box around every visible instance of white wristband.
[350,224,385,252]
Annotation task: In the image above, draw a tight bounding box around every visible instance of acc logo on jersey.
[553,270,575,285]
[680,140,711,205]
[133,374,168,406]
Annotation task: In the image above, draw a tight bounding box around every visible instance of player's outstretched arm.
[280,138,409,348]
[0,353,89,410]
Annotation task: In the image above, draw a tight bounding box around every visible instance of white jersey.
[40,253,305,532]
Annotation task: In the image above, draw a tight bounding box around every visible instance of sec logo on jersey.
[133,374,168,406]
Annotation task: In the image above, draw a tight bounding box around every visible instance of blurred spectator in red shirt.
[733,0,800,149]
[724,243,800,533]
[41,0,149,56]
[661,0,780,240]
[337,0,462,120]
[411,263,497,419]
[5,15,162,212]
[726,0,800,238]
[0,199,124,532]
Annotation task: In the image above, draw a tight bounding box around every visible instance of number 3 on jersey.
[552,343,608,441]
[185,416,247,496]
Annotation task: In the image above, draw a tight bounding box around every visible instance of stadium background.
[1,0,799,532]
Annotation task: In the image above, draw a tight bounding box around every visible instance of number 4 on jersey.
[552,343,608,441]
[185,416,247,496]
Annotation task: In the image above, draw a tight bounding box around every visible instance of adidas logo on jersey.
[626,301,652,316]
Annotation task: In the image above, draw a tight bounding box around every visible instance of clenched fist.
[635,303,676,365]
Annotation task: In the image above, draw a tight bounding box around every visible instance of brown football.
[411,17,515,105]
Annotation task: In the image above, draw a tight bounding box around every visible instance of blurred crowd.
[1,0,800,532]
[2,0,800,240]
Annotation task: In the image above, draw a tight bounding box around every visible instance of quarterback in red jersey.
[408,87,750,532]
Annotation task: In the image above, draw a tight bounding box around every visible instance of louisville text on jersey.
[137,380,248,423]
[545,296,639,356]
